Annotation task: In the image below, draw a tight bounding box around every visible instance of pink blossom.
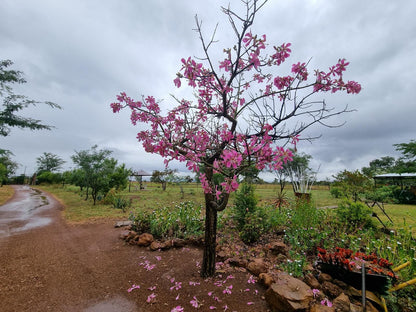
[247,302,254,305]
[223,285,233,294]
[321,298,333,307]
[190,296,200,308]
[170,281,182,291]
[247,275,256,284]
[312,288,320,298]
[174,77,181,88]
[242,31,253,46]
[146,293,156,303]
[127,284,140,293]
[189,281,200,286]
[148,286,157,291]
[209,306,217,310]
[171,306,184,312]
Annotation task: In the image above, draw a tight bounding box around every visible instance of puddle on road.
[80,296,138,312]
[0,185,52,238]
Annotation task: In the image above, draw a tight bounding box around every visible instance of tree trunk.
[200,195,217,278]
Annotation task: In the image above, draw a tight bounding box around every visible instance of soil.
[0,186,270,312]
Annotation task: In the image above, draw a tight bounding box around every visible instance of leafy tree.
[332,170,371,202]
[394,140,416,161]
[111,0,360,277]
[362,156,396,177]
[71,145,128,205]
[36,152,66,173]
[0,60,61,137]
[0,149,18,185]
[109,163,130,191]
[393,140,416,173]
[151,169,176,191]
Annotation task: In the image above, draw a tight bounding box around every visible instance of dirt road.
[0,186,268,312]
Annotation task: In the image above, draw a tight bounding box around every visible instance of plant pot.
[318,263,391,295]
[294,192,311,202]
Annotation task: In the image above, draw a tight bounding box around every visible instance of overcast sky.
[1,0,415,181]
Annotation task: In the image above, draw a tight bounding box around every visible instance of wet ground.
[0,186,268,312]
[0,185,54,238]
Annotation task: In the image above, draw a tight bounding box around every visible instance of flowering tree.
[111,0,361,277]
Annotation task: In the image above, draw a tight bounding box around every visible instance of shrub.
[233,183,258,230]
[330,186,344,198]
[335,200,374,230]
[239,206,270,244]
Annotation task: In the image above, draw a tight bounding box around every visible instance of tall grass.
[0,185,14,205]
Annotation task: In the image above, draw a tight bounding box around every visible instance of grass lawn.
[0,185,14,205]
[35,185,128,223]
[32,182,415,235]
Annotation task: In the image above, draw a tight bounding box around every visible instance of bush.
[239,206,270,244]
[232,183,269,244]
[233,183,258,230]
[335,200,374,230]
[330,186,344,198]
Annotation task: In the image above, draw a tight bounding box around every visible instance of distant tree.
[151,168,176,191]
[109,163,130,191]
[0,149,18,185]
[36,152,65,173]
[393,140,416,173]
[272,150,312,193]
[0,60,61,137]
[362,156,396,177]
[332,169,371,202]
[71,145,128,204]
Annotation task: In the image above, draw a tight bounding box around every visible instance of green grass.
[376,203,416,235]
[34,182,414,235]
[35,185,128,223]
[0,185,14,205]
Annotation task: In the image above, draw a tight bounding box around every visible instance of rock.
[310,303,335,312]
[269,241,288,255]
[321,281,343,298]
[318,273,333,283]
[265,273,313,312]
[333,293,350,312]
[172,238,186,248]
[137,233,154,247]
[149,241,162,251]
[333,279,348,289]
[114,220,133,228]
[303,273,320,289]
[125,231,137,242]
[276,253,287,263]
[119,230,130,240]
[227,257,248,268]
[247,258,267,276]
[259,273,274,287]
[161,240,173,249]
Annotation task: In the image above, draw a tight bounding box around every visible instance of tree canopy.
[36,152,65,173]
[0,59,61,137]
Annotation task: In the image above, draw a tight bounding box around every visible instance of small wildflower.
[189,281,200,286]
[247,302,254,305]
[155,256,162,261]
[171,306,184,312]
